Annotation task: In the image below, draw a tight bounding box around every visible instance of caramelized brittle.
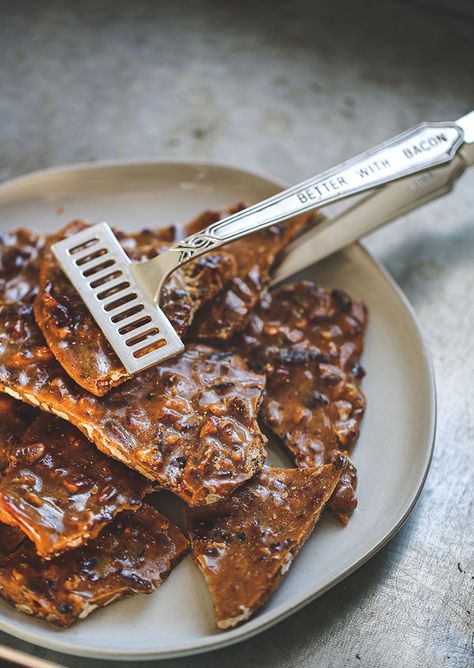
[187,205,317,340]
[0,228,45,304]
[34,220,236,395]
[161,252,236,340]
[0,394,37,473]
[0,414,152,558]
[187,458,345,629]
[0,303,266,505]
[0,505,189,627]
[238,281,367,524]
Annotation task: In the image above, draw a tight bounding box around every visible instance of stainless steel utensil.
[52,111,474,374]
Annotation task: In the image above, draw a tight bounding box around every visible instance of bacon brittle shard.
[0,505,189,627]
[187,459,345,629]
[238,281,367,524]
[0,303,266,506]
[34,220,236,396]
[0,414,152,559]
[187,204,319,341]
[0,228,45,304]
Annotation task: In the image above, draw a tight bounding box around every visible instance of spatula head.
[51,223,184,374]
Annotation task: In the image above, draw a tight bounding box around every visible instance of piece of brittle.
[0,505,188,627]
[0,414,152,558]
[187,458,345,629]
[187,204,317,341]
[238,281,367,524]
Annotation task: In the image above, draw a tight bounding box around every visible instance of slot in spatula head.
[51,223,184,374]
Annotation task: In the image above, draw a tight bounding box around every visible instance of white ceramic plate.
[0,161,435,661]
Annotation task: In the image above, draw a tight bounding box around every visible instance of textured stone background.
[0,1,473,666]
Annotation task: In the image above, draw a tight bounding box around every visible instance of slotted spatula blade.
[51,223,184,374]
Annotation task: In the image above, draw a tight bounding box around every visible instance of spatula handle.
[171,121,464,263]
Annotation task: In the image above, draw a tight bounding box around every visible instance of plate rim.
[0,158,436,661]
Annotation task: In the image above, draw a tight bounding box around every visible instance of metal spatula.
[52,111,474,374]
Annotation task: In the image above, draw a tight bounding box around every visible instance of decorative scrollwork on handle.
[173,232,221,264]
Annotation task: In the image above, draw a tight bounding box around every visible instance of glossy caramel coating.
[0,228,45,304]
[187,205,317,341]
[238,281,367,524]
[162,251,236,339]
[0,505,189,627]
[34,221,236,396]
[0,414,152,558]
[187,458,345,629]
[0,303,266,505]
[0,395,37,473]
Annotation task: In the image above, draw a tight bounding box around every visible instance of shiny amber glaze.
[0,395,36,472]
[0,414,152,558]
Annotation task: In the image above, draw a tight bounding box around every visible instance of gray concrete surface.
[0,1,473,666]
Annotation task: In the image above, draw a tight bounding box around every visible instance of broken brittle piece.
[0,505,189,627]
[187,458,345,629]
[0,414,152,558]
[238,281,367,524]
[187,205,317,341]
